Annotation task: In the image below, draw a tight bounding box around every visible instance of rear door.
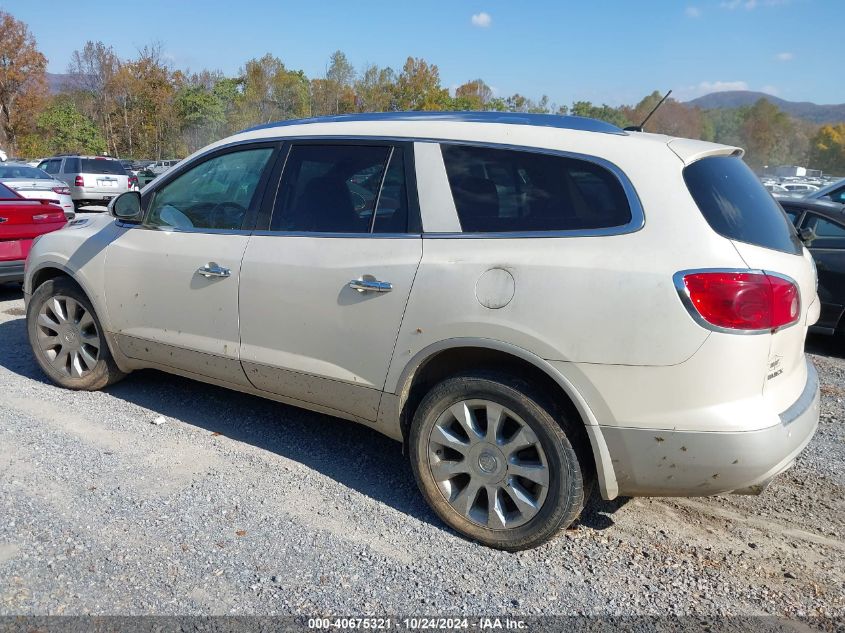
[238,141,422,421]
[801,213,845,332]
[104,143,278,384]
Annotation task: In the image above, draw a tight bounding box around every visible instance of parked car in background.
[0,181,66,283]
[782,183,819,196]
[37,155,133,210]
[147,159,180,175]
[777,195,845,336]
[0,148,7,162]
[23,112,820,550]
[0,163,75,219]
[765,183,789,194]
[807,177,845,204]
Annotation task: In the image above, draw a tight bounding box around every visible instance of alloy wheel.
[427,399,550,529]
[35,295,101,378]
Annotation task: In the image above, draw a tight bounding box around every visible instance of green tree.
[571,101,629,127]
[33,96,105,154]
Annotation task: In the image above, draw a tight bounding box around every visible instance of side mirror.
[798,226,817,245]
[108,191,142,222]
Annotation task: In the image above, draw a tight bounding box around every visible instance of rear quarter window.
[683,156,802,255]
[440,144,632,233]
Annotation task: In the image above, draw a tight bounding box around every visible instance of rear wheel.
[409,372,589,550]
[26,278,126,390]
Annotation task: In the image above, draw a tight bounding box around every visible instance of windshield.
[0,182,19,199]
[0,165,53,180]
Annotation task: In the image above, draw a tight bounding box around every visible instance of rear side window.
[271,144,409,233]
[684,156,802,255]
[65,157,80,173]
[81,158,125,175]
[440,144,632,233]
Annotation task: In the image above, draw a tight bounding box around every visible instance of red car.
[0,181,67,283]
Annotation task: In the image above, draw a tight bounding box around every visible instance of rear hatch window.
[683,155,802,255]
[81,159,126,175]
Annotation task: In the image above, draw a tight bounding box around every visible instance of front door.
[238,142,422,421]
[104,144,277,383]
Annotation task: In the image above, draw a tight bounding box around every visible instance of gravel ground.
[0,283,843,619]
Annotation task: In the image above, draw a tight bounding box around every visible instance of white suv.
[23,112,820,550]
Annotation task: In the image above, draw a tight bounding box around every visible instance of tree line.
[0,10,843,174]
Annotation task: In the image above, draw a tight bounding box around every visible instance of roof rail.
[240,111,627,136]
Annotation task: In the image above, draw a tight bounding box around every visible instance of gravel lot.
[0,283,843,619]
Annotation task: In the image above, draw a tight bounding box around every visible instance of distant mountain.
[687,91,845,125]
[46,72,73,93]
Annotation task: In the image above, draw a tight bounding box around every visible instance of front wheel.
[409,372,589,550]
[26,277,126,390]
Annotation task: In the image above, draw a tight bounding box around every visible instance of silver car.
[0,163,75,219]
[38,155,131,210]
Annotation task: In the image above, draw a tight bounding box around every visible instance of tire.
[26,277,126,390]
[409,372,590,551]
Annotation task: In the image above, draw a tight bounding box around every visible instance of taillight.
[128,175,138,188]
[74,176,84,187]
[52,186,70,195]
[32,212,65,223]
[675,270,800,332]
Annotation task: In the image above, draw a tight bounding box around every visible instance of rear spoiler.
[668,138,743,165]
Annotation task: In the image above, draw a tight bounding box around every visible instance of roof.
[775,195,845,216]
[241,111,627,136]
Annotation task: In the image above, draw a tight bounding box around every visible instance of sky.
[1,0,842,108]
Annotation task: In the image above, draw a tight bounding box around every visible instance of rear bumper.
[601,358,820,496]
[0,260,25,283]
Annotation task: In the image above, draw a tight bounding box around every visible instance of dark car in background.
[777,195,845,336]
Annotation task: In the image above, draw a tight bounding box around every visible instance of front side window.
[40,159,60,175]
[271,144,409,233]
[145,148,274,230]
[805,214,845,249]
[440,144,632,233]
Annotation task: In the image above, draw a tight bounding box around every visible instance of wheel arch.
[392,338,620,499]
[26,261,132,374]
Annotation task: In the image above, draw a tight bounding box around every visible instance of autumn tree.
[453,79,493,110]
[809,124,845,174]
[235,54,308,126]
[741,98,794,170]
[622,91,702,137]
[67,41,120,154]
[393,57,448,111]
[355,64,396,112]
[0,11,47,153]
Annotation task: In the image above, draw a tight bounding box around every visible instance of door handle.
[349,278,392,293]
[196,263,231,278]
